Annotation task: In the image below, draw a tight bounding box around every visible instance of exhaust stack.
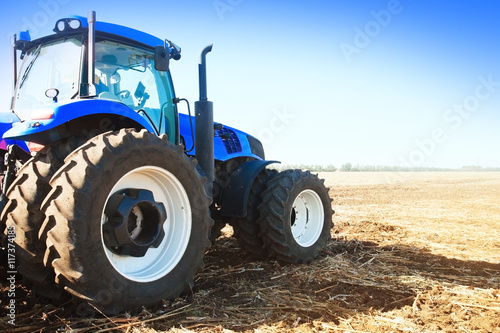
[195,45,214,195]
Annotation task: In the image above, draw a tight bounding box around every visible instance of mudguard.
[219,159,279,218]
[0,112,29,152]
[3,99,156,144]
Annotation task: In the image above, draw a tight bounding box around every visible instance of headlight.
[56,21,66,32]
[54,18,82,33]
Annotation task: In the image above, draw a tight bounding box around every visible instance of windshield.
[14,38,82,119]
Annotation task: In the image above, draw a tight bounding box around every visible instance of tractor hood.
[179,113,265,162]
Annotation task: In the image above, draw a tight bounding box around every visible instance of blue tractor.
[0,12,333,314]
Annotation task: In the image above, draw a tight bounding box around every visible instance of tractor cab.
[8,14,179,145]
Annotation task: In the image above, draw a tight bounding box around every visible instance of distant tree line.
[459,165,500,171]
[274,164,338,172]
[275,163,500,172]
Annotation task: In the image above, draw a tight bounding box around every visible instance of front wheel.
[257,170,334,263]
[232,168,277,258]
[41,129,213,314]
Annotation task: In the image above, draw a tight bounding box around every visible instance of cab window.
[95,40,173,135]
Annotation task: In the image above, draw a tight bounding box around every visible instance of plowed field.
[2,172,499,332]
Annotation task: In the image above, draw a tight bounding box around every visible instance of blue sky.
[1,0,499,168]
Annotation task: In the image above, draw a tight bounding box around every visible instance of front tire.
[232,168,277,258]
[41,129,213,314]
[257,170,334,263]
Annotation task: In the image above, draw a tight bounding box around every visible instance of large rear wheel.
[41,129,213,314]
[1,138,83,300]
[257,169,334,263]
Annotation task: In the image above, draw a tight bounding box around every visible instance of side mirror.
[154,45,169,71]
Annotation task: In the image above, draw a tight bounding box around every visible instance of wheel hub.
[103,189,167,257]
[290,190,324,247]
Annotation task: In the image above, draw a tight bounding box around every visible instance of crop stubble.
[1,172,499,332]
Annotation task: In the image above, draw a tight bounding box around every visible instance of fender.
[3,99,156,144]
[0,112,29,152]
[219,159,279,218]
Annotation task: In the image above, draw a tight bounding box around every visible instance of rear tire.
[41,129,212,314]
[257,169,333,263]
[1,139,83,301]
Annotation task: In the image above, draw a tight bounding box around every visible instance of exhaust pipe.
[198,45,212,101]
[195,45,214,195]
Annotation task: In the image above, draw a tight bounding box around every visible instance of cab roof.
[70,15,164,49]
[17,14,164,51]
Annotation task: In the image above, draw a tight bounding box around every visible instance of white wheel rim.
[101,166,191,283]
[290,189,324,247]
